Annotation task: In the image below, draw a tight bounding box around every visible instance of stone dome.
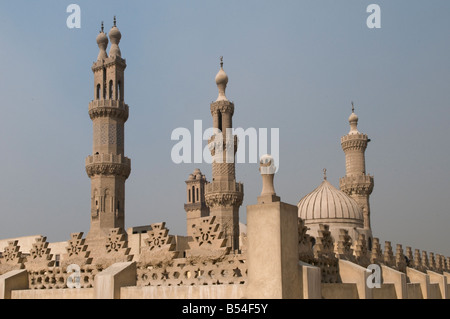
[298,179,364,227]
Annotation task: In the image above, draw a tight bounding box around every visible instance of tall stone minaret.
[339,103,374,233]
[205,58,244,251]
[85,19,131,239]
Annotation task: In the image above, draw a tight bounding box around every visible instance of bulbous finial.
[109,16,122,58]
[96,21,108,61]
[215,56,228,102]
[348,101,359,134]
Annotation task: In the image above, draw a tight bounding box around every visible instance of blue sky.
[0,1,449,256]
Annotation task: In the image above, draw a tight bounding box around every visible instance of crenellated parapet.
[340,133,369,151]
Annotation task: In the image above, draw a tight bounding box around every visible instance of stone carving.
[62,232,92,268]
[85,162,131,178]
[336,229,354,262]
[395,244,407,273]
[92,228,132,268]
[185,216,230,262]
[406,247,413,268]
[0,240,25,274]
[137,254,247,287]
[138,222,179,268]
[25,236,54,272]
[383,241,395,267]
[298,218,314,264]
[313,224,339,283]
[353,234,370,268]
[429,252,436,272]
[204,193,243,208]
[370,238,383,264]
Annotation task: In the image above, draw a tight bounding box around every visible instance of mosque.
[0,20,448,299]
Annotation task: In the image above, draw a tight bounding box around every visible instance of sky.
[0,1,449,256]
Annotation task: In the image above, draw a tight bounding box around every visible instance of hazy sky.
[0,1,449,256]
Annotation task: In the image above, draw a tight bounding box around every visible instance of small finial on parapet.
[258,154,280,204]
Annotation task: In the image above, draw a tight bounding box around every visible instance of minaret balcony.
[89,100,129,121]
[339,175,374,195]
[85,153,131,178]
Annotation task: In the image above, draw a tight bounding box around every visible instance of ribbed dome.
[298,179,364,226]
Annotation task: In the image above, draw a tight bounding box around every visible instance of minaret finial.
[323,168,327,180]
[220,56,223,68]
[351,101,355,113]
[113,16,117,27]
[101,21,104,33]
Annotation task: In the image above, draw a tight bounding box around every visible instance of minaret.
[85,19,131,239]
[204,57,244,251]
[339,103,374,232]
[184,169,210,237]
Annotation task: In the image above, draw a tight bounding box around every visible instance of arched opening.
[109,80,113,100]
[368,237,373,251]
[188,189,191,203]
[102,68,107,99]
[196,188,199,202]
[96,84,101,100]
[192,186,195,203]
[217,112,222,132]
[117,80,122,100]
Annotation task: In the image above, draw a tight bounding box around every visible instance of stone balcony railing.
[88,100,129,121]
[85,153,131,178]
[205,181,243,194]
[85,153,131,166]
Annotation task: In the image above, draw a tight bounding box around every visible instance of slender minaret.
[204,57,244,251]
[339,103,374,232]
[184,169,210,237]
[85,19,131,239]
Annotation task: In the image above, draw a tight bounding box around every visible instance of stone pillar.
[246,155,301,299]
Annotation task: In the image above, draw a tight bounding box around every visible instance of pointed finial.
[220,56,223,68]
[101,21,104,33]
[351,101,355,113]
[323,168,327,180]
[113,16,117,27]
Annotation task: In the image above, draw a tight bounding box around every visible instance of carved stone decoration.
[336,229,354,262]
[62,232,92,268]
[406,247,413,268]
[421,251,429,271]
[298,218,314,264]
[413,249,424,272]
[93,228,132,268]
[428,252,436,272]
[435,254,444,273]
[370,238,383,264]
[313,224,335,259]
[138,222,179,268]
[204,193,243,208]
[85,162,131,178]
[185,216,230,262]
[312,224,338,283]
[25,236,55,272]
[383,241,395,267]
[395,244,407,273]
[353,234,370,268]
[0,240,25,275]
